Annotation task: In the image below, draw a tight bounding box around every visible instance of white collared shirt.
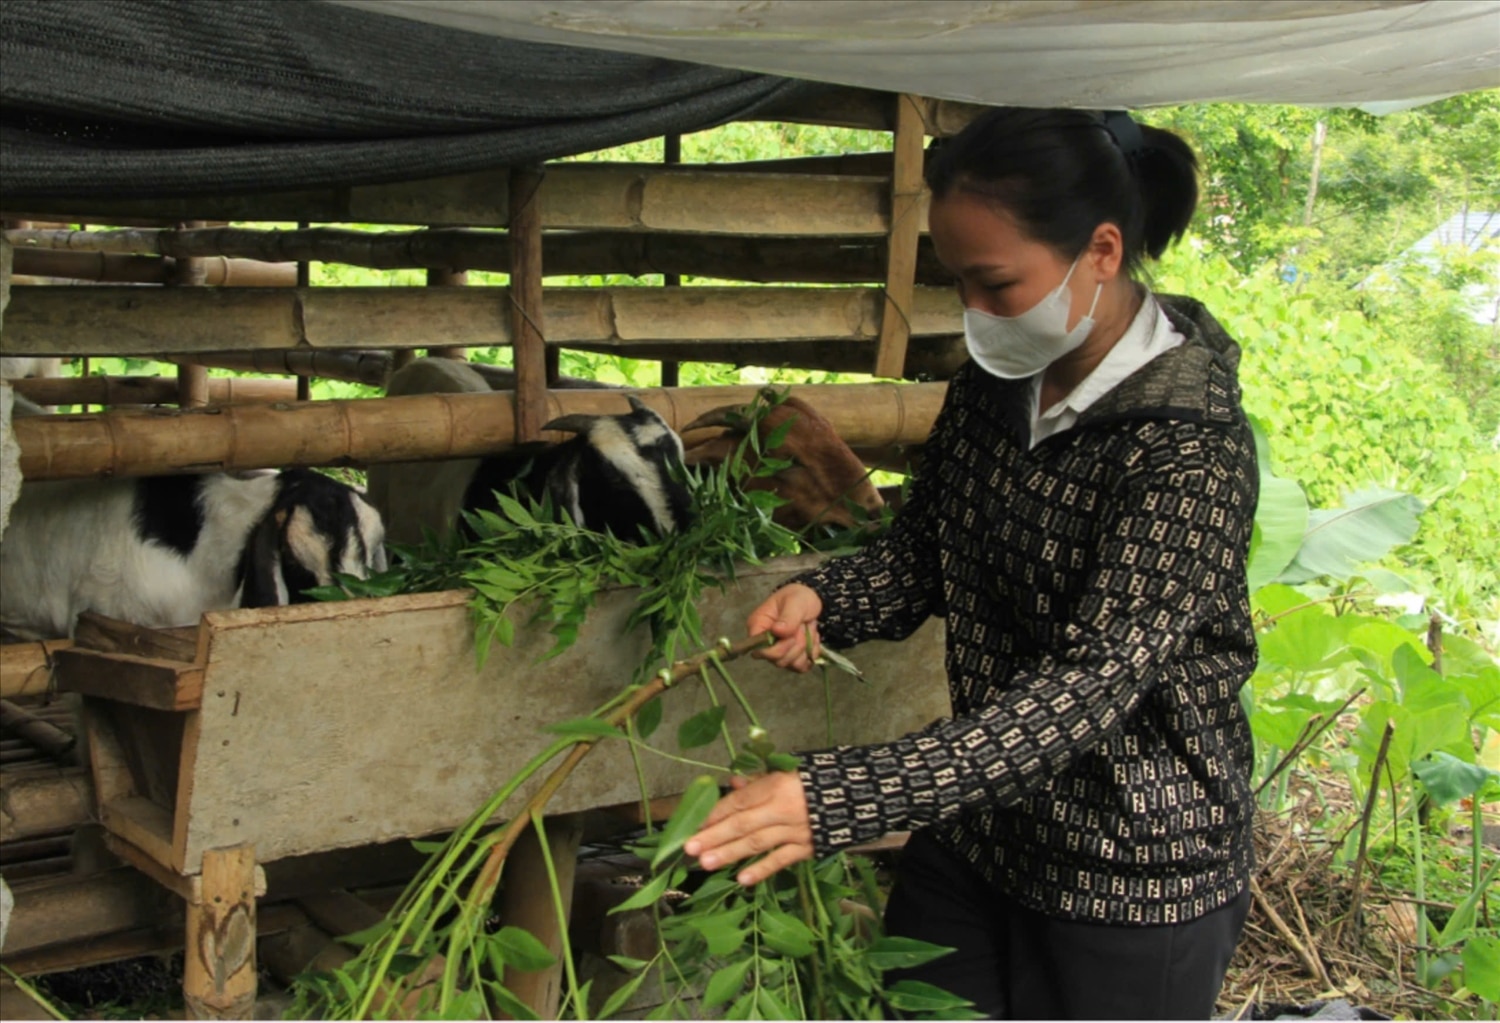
[1027,293,1186,448]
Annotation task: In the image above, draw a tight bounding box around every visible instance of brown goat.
[681,393,884,531]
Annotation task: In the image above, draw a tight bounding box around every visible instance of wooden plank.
[169,349,392,387]
[13,380,947,482]
[875,95,930,379]
[175,555,949,869]
[74,613,201,664]
[0,283,961,357]
[101,795,177,871]
[53,649,204,711]
[183,845,259,1020]
[7,164,891,234]
[0,640,69,700]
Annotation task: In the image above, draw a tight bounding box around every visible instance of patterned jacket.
[793,294,1259,926]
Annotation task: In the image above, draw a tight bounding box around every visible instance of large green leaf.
[1278,486,1424,584]
[1463,934,1500,1002]
[1413,752,1497,807]
[1246,416,1309,592]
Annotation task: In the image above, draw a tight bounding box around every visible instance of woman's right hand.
[747,584,824,672]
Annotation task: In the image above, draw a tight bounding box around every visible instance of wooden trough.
[43,554,946,1015]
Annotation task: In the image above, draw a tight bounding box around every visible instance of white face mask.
[963,256,1103,380]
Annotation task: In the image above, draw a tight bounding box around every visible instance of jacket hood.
[1077,293,1245,428]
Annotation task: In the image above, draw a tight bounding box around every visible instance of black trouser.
[883,830,1250,1020]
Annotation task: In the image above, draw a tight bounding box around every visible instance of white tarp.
[331,0,1500,110]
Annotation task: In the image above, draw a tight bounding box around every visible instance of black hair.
[924,108,1199,277]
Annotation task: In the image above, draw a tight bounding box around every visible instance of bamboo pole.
[5,164,892,234]
[2,285,962,356]
[875,94,929,379]
[166,350,391,387]
[171,223,212,410]
[11,375,298,407]
[566,336,967,379]
[5,227,953,285]
[12,381,945,481]
[296,221,312,401]
[8,249,295,287]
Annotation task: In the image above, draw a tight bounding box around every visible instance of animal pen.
[2,1,1496,1019]
[0,15,974,1023]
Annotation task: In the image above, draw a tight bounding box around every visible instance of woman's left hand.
[684,772,814,885]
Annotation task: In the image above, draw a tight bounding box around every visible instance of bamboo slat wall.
[0,86,975,481]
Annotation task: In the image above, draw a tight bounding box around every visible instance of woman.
[686,106,1260,1020]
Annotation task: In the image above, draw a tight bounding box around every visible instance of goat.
[367,358,692,545]
[681,392,884,532]
[0,469,386,640]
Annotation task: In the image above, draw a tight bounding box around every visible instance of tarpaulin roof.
[335,0,1500,111]
[1,0,1496,201]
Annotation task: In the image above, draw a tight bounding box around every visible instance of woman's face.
[928,189,1097,328]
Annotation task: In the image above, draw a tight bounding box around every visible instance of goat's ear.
[238,511,288,608]
[540,413,595,435]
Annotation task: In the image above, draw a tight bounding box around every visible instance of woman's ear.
[1087,222,1125,281]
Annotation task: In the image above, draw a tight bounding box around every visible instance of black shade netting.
[0,0,816,200]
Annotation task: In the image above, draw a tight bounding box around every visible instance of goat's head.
[682,393,884,532]
[239,469,387,607]
[540,396,693,538]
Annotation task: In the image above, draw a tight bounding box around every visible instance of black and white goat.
[366,358,692,545]
[0,469,386,640]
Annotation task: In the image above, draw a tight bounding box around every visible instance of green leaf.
[766,752,802,773]
[485,980,539,1021]
[334,917,392,947]
[730,751,767,774]
[541,717,626,742]
[653,775,722,869]
[440,988,486,1020]
[1279,486,1424,584]
[759,908,817,958]
[608,870,674,914]
[495,493,536,526]
[685,905,752,956]
[702,958,754,1009]
[885,979,979,1013]
[864,936,958,971]
[756,986,796,1019]
[1247,473,1309,591]
[598,967,650,1018]
[634,696,664,740]
[491,926,557,972]
[605,955,649,972]
[816,646,864,679]
[677,706,728,750]
[1413,751,1497,807]
[1463,934,1500,1002]
[410,838,445,854]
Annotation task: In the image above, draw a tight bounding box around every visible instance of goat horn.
[681,404,752,433]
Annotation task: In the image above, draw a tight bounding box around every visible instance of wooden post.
[509,166,547,441]
[661,133,683,389]
[874,94,928,379]
[494,815,585,1020]
[183,844,258,1020]
[171,222,210,409]
[296,222,311,402]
